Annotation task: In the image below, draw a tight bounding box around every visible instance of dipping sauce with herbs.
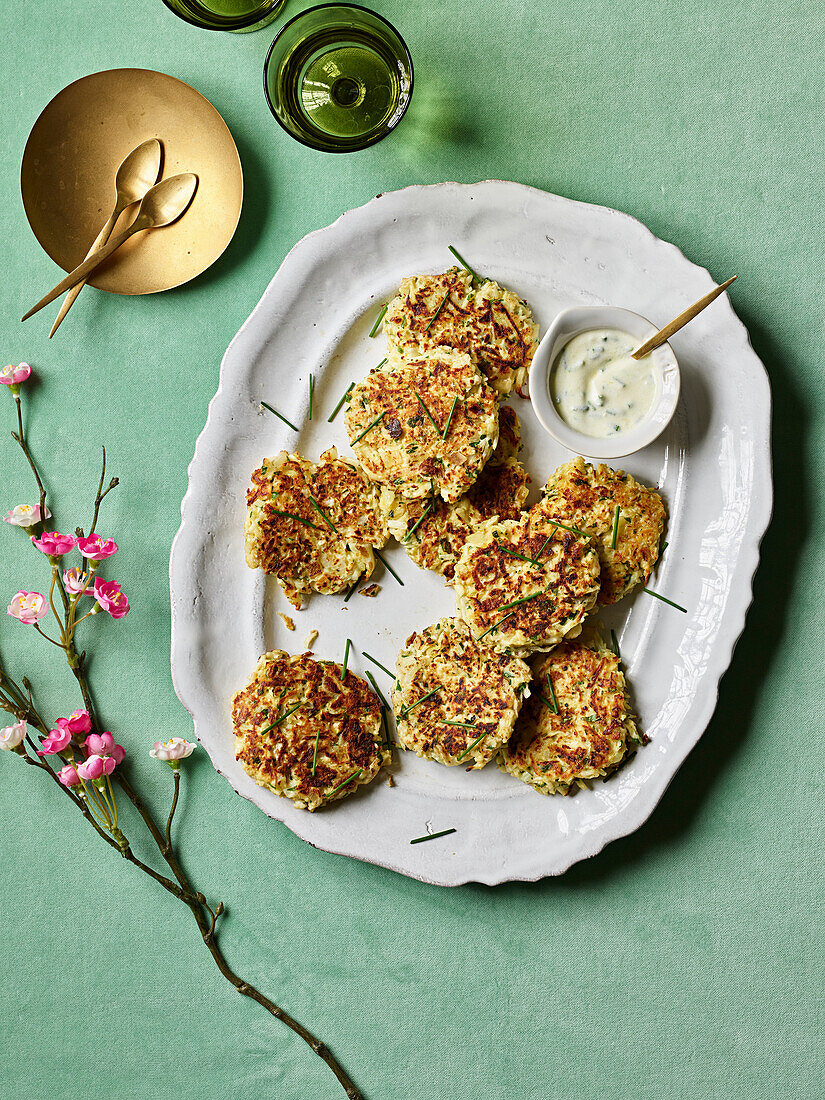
[550,329,656,438]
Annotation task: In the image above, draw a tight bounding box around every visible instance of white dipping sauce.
[550,329,656,438]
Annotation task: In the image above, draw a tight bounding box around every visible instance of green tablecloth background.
[1,2,822,1097]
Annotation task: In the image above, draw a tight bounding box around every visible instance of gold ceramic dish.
[21,68,243,296]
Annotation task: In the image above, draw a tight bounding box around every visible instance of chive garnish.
[261,401,299,433]
[642,588,688,613]
[414,391,441,434]
[493,541,539,565]
[611,505,621,550]
[546,518,590,539]
[374,549,404,585]
[328,382,354,423]
[309,496,338,533]
[365,670,391,712]
[611,629,621,658]
[260,702,302,735]
[410,827,456,845]
[403,500,435,543]
[476,612,515,641]
[308,373,314,421]
[400,685,441,717]
[351,411,385,445]
[456,729,489,761]
[311,727,321,775]
[344,577,361,601]
[342,638,352,677]
[448,245,479,282]
[497,587,548,613]
[546,673,559,714]
[376,357,388,369]
[532,535,552,564]
[424,291,450,333]
[329,769,362,795]
[439,719,479,730]
[441,396,460,440]
[272,510,320,529]
[363,651,394,678]
[368,304,387,338]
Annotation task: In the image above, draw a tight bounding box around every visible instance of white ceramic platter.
[170,181,772,886]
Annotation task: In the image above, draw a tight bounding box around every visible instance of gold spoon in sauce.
[49,138,163,338]
[631,275,737,359]
[22,173,199,323]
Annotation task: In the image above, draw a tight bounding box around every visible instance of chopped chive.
[642,588,688,613]
[658,540,669,563]
[403,500,435,543]
[329,769,362,795]
[311,727,321,775]
[476,611,515,641]
[410,827,456,845]
[531,535,552,564]
[308,373,314,421]
[365,670,391,712]
[497,587,548,613]
[368,304,387,338]
[400,685,442,717]
[448,245,479,282]
[414,391,441,434]
[456,729,489,761]
[442,396,460,441]
[272,510,320,529]
[439,719,479,730]
[424,291,450,333]
[546,673,559,714]
[363,651,395,678]
[547,518,590,539]
[261,401,299,433]
[343,638,352,677]
[309,496,338,534]
[351,410,385,445]
[328,382,354,423]
[611,505,621,550]
[611,629,621,659]
[376,357,388,369]
[344,577,361,601]
[493,541,539,565]
[260,702,302,735]
[374,549,404,585]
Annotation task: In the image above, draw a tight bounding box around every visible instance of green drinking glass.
[264,4,413,152]
[162,0,286,32]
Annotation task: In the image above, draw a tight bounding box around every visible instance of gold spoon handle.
[22,220,146,322]
[631,276,737,359]
[48,205,124,338]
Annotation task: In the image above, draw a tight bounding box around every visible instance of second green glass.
[264,4,413,152]
[162,0,286,32]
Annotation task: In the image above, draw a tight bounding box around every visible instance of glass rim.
[161,0,284,31]
[263,2,414,153]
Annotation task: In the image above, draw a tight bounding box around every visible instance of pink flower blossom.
[7,591,47,625]
[64,709,92,735]
[38,722,73,755]
[0,721,26,751]
[58,764,81,787]
[92,577,130,619]
[0,363,31,386]
[3,503,51,528]
[77,754,115,781]
[84,731,125,765]
[31,530,77,558]
[150,737,197,762]
[77,534,118,561]
[63,567,91,594]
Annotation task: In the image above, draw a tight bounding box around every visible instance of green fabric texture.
[1,1,822,1097]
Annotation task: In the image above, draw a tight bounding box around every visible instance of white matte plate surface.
[170,182,772,886]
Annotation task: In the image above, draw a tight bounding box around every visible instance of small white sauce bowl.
[529,306,681,459]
